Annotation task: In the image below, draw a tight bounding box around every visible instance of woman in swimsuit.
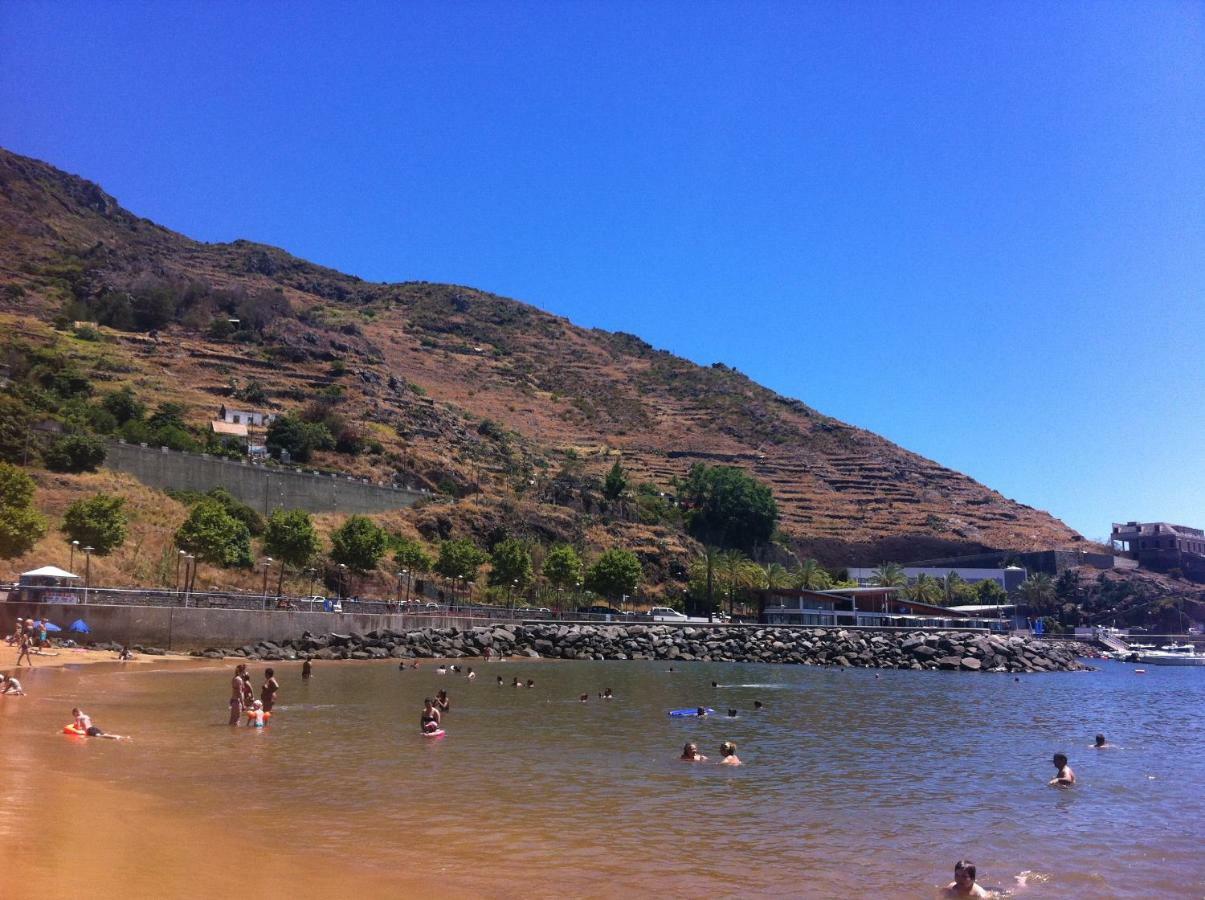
[420,698,442,734]
[719,741,742,766]
[434,690,450,713]
[680,743,707,762]
[261,668,280,712]
[240,672,255,707]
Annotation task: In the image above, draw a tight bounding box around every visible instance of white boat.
[1136,644,1205,666]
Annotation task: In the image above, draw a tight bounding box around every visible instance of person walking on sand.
[261,668,280,713]
[1049,752,1076,786]
[229,664,248,725]
[942,860,989,897]
[719,741,741,766]
[16,631,33,667]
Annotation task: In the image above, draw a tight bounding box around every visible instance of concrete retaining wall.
[105,441,429,516]
[1,602,479,652]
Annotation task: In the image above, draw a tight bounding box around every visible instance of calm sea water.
[1,657,1202,898]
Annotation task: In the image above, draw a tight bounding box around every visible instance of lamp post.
[338,563,347,600]
[511,578,519,612]
[70,539,79,573]
[305,567,317,602]
[83,546,94,604]
[174,548,186,594]
[260,557,273,608]
[184,554,196,606]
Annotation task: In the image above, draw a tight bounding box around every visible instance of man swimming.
[1049,753,1076,786]
[942,860,989,897]
[72,707,127,740]
[1093,733,1110,749]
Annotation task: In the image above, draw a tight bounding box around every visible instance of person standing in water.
[680,743,707,762]
[261,668,280,713]
[719,741,741,766]
[229,663,248,725]
[942,860,989,897]
[1049,753,1076,786]
[301,658,313,679]
[434,690,450,713]
[420,698,442,734]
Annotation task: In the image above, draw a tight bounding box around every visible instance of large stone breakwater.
[170,624,1087,674]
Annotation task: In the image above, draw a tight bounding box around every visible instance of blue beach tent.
[43,621,62,632]
[68,619,90,634]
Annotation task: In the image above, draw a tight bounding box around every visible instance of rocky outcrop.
[182,625,1087,674]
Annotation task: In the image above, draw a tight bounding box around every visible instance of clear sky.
[2,1,1202,540]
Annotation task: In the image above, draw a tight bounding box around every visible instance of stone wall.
[105,441,428,516]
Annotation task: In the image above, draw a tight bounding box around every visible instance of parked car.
[648,606,688,621]
[579,605,620,617]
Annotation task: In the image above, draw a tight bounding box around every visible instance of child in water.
[680,742,707,762]
[942,859,989,897]
[1049,753,1076,786]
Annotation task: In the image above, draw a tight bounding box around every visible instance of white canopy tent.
[19,566,80,580]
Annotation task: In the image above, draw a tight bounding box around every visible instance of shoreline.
[0,643,195,672]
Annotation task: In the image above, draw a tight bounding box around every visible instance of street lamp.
[184,554,196,605]
[305,567,317,601]
[70,539,79,572]
[175,549,186,594]
[82,546,94,604]
[260,557,273,607]
[338,563,347,600]
[511,578,519,612]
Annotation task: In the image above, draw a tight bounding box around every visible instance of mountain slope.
[0,147,1082,565]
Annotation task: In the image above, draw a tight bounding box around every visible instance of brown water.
[1,658,1202,898]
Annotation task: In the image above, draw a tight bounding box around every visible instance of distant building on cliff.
[1111,521,1205,581]
[845,565,1029,593]
[218,405,275,428]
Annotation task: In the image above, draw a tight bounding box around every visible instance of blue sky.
[2,1,1202,540]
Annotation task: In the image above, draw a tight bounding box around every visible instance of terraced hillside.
[0,147,1082,568]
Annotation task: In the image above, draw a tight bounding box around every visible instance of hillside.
[0,147,1083,575]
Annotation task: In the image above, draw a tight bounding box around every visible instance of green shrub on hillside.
[585,548,642,601]
[330,515,390,573]
[62,493,128,555]
[43,433,106,472]
[0,462,48,558]
[175,500,253,568]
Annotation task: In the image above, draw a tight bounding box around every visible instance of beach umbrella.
[68,619,90,634]
[43,622,62,632]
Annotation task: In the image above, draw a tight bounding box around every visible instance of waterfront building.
[759,587,1007,630]
[1111,521,1205,581]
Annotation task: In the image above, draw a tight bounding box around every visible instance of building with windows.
[1111,522,1205,581]
[218,405,275,428]
[758,587,1007,631]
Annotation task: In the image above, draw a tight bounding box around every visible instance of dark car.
[579,605,620,616]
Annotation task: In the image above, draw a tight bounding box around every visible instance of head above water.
[720,741,737,757]
[954,860,977,883]
[1053,752,1068,768]
[682,742,698,758]
[1095,734,1106,747]
[753,700,764,709]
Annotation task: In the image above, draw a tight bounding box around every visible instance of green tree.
[585,548,642,601]
[542,545,583,608]
[0,395,35,464]
[329,515,390,573]
[489,538,534,589]
[871,562,908,588]
[435,538,489,581]
[263,509,322,594]
[61,494,128,555]
[1018,573,1056,614]
[905,572,943,604]
[0,462,37,509]
[976,579,1008,606]
[602,459,628,501]
[795,557,833,590]
[762,562,792,590]
[393,538,434,574]
[203,487,265,536]
[266,413,334,463]
[943,571,966,605]
[680,463,778,552]
[43,433,106,472]
[0,463,47,558]
[101,387,145,425]
[717,548,761,616]
[175,500,252,568]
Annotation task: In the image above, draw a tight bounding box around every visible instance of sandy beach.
[0,643,194,671]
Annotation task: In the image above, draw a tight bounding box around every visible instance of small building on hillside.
[218,405,275,427]
[1111,521,1205,581]
[758,587,1007,631]
[210,420,249,440]
[845,565,1029,593]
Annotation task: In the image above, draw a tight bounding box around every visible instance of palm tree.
[718,549,761,618]
[761,562,792,590]
[1019,573,1056,615]
[871,562,907,588]
[795,558,833,590]
[905,573,942,605]
[942,571,965,606]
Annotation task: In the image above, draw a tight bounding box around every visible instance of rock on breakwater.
[176,625,1086,674]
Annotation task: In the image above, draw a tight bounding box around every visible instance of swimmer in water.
[680,742,707,762]
[941,859,989,897]
[466,667,476,680]
[579,693,589,703]
[1049,752,1075,786]
[261,667,279,713]
[434,690,450,713]
[602,688,613,700]
[71,707,128,740]
[719,741,741,766]
[420,698,441,734]
[753,700,764,710]
[436,665,447,675]
[248,699,268,728]
[711,681,718,688]
[526,679,534,689]
[696,707,707,717]
[497,675,504,686]
[512,677,521,688]
[726,708,738,718]
[302,658,313,679]
[1093,733,1110,749]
